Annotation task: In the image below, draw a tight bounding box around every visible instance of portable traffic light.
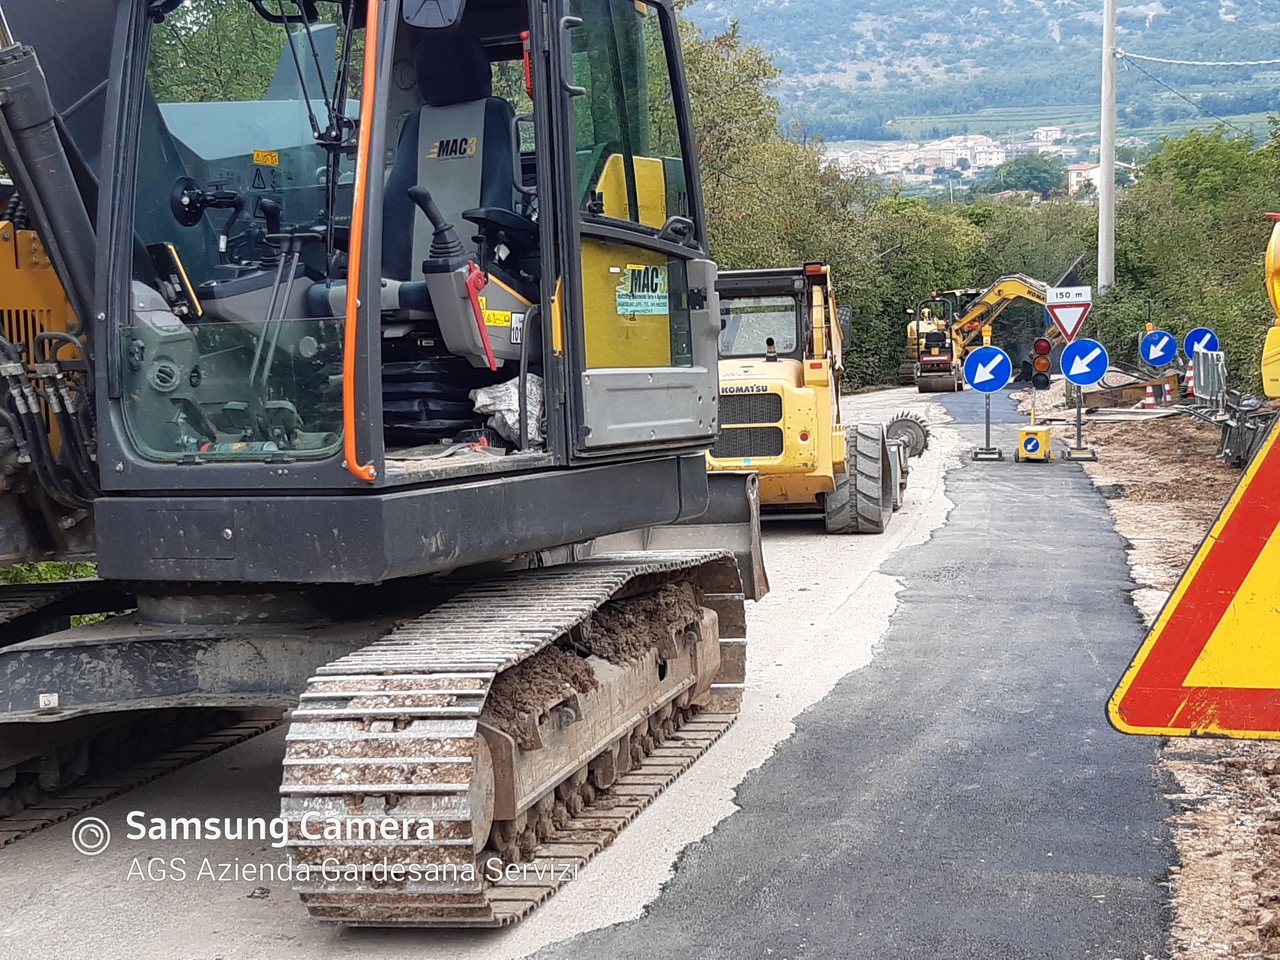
[1031,337,1052,389]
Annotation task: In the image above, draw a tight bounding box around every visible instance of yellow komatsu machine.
[902,275,1051,392]
[708,263,928,534]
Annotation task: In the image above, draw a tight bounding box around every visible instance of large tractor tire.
[823,423,894,534]
[897,362,918,386]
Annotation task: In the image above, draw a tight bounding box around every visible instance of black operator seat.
[381,32,517,282]
[306,32,519,318]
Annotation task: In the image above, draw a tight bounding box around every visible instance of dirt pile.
[484,647,598,748]
[1163,741,1280,958]
[583,584,701,664]
[1079,417,1239,622]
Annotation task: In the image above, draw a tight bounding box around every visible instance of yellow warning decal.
[478,296,512,327]
[253,149,280,167]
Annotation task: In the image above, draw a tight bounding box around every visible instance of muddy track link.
[0,715,280,849]
[0,579,136,645]
[281,550,746,927]
[0,582,81,626]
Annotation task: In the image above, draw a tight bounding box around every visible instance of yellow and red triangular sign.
[1109,417,1280,738]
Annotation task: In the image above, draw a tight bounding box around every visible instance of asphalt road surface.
[0,386,1173,959]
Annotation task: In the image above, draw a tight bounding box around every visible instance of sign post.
[1059,337,1109,461]
[1046,286,1093,342]
[963,346,1012,462]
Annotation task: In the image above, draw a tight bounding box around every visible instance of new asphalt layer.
[533,387,1172,960]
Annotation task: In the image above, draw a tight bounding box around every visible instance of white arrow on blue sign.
[963,346,1012,393]
[1140,330,1176,368]
[1022,435,1043,455]
[1183,327,1219,357]
[1060,337,1110,387]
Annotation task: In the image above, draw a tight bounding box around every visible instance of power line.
[1116,49,1280,68]
[1117,54,1257,138]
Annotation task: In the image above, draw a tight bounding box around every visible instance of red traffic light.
[1033,338,1053,356]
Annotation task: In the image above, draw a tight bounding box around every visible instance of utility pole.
[1098,0,1117,291]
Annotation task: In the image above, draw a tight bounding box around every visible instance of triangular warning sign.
[1046,303,1090,342]
[252,168,268,191]
[1109,417,1280,738]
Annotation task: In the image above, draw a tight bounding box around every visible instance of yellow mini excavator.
[902,275,1051,392]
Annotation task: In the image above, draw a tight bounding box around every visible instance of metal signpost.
[1045,286,1093,342]
[964,345,1011,461]
[1060,337,1109,461]
[1140,329,1177,368]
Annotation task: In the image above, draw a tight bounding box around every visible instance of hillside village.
[825,126,1139,196]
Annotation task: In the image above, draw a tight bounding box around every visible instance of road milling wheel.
[884,411,929,458]
[823,423,894,534]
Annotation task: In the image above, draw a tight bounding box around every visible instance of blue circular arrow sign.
[963,346,1012,394]
[1183,326,1219,357]
[1023,435,1041,454]
[1140,329,1176,368]
[1060,337,1109,387]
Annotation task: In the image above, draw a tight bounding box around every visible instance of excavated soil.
[483,647,599,749]
[581,584,701,664]
[480,585,701,748]
[1072,413,1280,959]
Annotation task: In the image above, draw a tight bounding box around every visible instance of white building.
[1032,125,1063,142]
[1067,161,1139,194]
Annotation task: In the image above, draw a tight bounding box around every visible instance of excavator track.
[281,550,746,926]
[0,713,280,848]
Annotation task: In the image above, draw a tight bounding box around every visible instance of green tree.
[982,154,1066,199]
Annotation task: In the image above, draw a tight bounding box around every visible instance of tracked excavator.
[0,0,768,927]
[900,275,1051,392]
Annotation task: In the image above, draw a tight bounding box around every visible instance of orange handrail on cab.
[342,0,381,482]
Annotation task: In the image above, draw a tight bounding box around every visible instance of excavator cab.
[0,0,728,580]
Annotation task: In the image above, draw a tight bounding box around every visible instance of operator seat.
[381,33,516,282]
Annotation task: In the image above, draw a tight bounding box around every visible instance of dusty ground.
[1059,403,1280,960]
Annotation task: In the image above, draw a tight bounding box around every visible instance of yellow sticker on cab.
[253,149,280,167]
[477,296,512,327]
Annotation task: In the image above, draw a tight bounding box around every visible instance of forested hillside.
[687,0,1280,139]
[681,18,1279,392]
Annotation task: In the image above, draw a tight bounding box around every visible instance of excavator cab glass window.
[718,295,800,358]
[120,0,360,460]
[567,0,699,373]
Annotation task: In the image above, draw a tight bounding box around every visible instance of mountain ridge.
[689,0,1280,140]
